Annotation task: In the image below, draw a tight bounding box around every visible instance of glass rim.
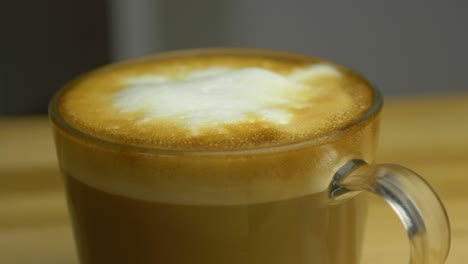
[49,48,383,156]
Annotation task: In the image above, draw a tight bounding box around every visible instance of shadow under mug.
[50,49,450,264]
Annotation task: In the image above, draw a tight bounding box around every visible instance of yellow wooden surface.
[0,95,467,263]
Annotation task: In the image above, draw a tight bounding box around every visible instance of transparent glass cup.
[49,49,450,264]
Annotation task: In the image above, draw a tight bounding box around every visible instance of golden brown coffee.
[65,175,367,264]
[52,49,377,264]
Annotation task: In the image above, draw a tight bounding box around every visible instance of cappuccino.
[52,49,377,264]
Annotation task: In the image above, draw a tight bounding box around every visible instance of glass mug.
[50,49,450,264]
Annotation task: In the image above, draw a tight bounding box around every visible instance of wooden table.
[1,95,467,263]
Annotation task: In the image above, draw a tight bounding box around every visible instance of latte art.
[58,51,372,150]
[114,65,341,132]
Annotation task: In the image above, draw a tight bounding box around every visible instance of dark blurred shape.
[158,0,234,50]
[108,0,235,61]
[0,1,109,116]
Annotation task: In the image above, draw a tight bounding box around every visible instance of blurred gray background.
[1,0,467,116]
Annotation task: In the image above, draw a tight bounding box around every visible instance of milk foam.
[58,51,373,150]
[114,65,341,133]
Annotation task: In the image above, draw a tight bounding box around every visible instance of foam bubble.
[114,65,342,133]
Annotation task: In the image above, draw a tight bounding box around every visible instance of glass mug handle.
[329,160,451,264]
